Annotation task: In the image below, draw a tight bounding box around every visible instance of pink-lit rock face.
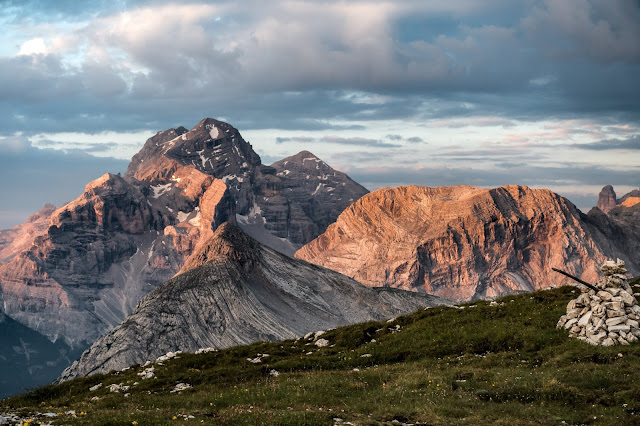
[297,185,639,302]
[597,185,618,214]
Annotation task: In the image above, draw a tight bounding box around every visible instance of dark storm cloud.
[570,135,640,150]
[0,137,128,229]
[1,1,639,135]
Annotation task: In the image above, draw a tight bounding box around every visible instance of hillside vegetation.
[3,286,640,425]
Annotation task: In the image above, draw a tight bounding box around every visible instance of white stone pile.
[557,259,640,346]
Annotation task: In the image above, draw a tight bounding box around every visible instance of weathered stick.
[552,268,599,292]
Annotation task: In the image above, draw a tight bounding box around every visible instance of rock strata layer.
[557,259,640,346]
[59,223,448,380]
[296,185,639,302]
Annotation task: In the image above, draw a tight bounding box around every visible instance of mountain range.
[0,117,637,398]
[0,118,368,351]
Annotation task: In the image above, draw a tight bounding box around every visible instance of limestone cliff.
[296,185,639,302]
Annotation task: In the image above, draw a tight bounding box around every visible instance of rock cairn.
[557,259,640,346]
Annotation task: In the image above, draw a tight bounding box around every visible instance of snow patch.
[312,183,326,196]
[151,183,172,198]
[188,207,201,227]
[208,125,220,140]
[236,203,263,226]
[197,149,207,168]
[177,211,190,222]
[222,175,244,183]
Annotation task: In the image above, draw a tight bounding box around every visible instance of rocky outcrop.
[597,185,617,214]
[0,118,368,352]
[296,185,639,302]
[59,223,447,380]
[557,259,640,346]
[596,185,640,213]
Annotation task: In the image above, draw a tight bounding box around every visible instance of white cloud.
[17,38,47,56]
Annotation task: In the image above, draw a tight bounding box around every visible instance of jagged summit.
[180,222,260,273]
[125,118,260,214]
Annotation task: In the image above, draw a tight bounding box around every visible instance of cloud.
[275,134,402,148]
[385,134,424,143]
[275,136,315,144]
[0,136,128,229]
[321,136,400,148]
[570,135,640,150]
[0,0,638,137]
[34,139,120,153]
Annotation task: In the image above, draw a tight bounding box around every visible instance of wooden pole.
[552,268,599,292]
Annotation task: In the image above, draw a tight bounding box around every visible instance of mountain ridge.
[296,184,639,302]
[59,222,447,381]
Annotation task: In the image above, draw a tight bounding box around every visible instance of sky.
[0,0,639,229]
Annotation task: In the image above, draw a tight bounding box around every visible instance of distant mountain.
[0,204,56,263]
[0,306,82,399]
[596,185,640,213]
[0,118,367,352]
[296,185,639,302]
[59,223,447,380]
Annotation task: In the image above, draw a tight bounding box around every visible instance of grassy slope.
[3,286,640,425]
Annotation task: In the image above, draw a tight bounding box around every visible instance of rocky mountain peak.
[25,204,56,224]
[83,172,128,195]
[180,222,260,273]
[597,185,617,214]
[272,150,328,172]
